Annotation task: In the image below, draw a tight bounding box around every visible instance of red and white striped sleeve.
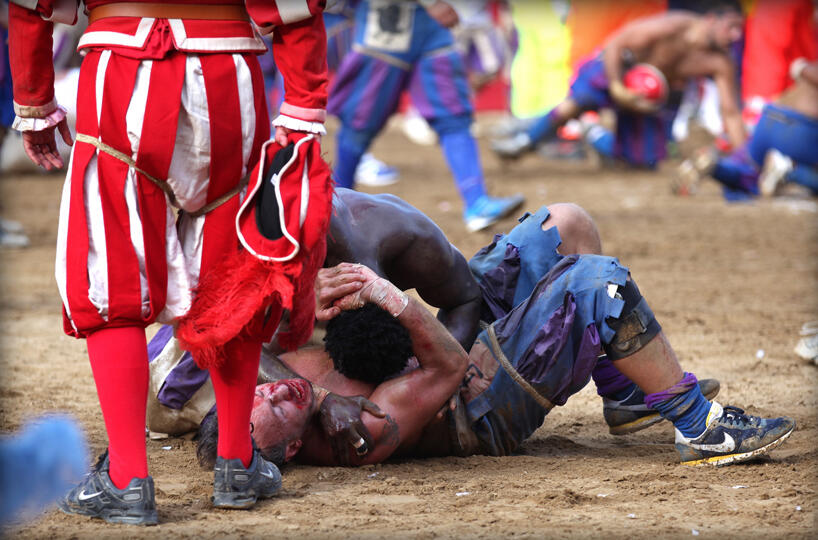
[8,0,78,130]
[246,0,328,133]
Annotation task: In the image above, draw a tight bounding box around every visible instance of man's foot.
[463,194,525,232]
[759,149,793,197]
[672,148,717,196]
[0,218,24,233]
[491,132,533,160]
[212,449,282,509]
[354,153,399,187]
[676,402,795,467]
[401,112,438,146]
[57,452,158,526]
[604,378,721,435]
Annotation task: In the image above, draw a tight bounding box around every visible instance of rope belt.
[486,324,555,412]
[88,3,250,24]
[75,133,247,218]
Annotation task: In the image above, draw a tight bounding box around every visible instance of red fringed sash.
[177,134,332,368]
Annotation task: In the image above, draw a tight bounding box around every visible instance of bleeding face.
[250,379,314,456]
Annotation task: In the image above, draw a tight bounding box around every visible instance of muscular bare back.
[607,12,734,86]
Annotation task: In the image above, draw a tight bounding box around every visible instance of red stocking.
[208,338,262,468]
[86,326,149,489]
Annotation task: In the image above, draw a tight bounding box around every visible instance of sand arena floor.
[1,119,816,538]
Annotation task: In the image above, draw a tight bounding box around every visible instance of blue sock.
[585,125,614,158]
[333,126,372,189]
[788,164,818,195]
[439,129,486,208]
[644,373,712,438]
[526,109,561,144]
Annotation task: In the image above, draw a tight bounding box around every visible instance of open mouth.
[285,379,309,406]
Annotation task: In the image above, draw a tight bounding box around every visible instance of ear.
[285,438,303,461]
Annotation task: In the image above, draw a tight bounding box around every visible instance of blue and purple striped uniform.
[571,56,669,168]
[328,0,473,135]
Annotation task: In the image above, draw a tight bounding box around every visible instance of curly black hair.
[324,304,414,385]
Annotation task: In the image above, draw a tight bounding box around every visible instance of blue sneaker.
[675,402,795,467]
[603,378,721,435]
[463,194,525,232]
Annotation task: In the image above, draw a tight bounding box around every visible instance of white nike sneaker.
[354,153,399,187]
[675,402,795,467]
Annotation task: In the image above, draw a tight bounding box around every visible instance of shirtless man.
[675,58,818,197]
[198,260,795,468]
[148,191,706,461]
[491,2,747,165]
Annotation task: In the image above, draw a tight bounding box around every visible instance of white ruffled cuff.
[272,114,327,136]
[790,58,809,81]
[12,105,69,132]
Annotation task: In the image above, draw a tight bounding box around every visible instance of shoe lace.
[721,406,759,427]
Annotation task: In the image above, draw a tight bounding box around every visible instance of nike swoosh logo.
[689,433,736,453]
[77,490,102,501]
[260,469,279,481]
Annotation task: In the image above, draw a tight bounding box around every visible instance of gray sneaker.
[212,449,282,509]
[491,132,533,160]
[57,452,158,526]
[603,378,721,435]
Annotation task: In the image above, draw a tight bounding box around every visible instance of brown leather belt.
[88,3,250,24]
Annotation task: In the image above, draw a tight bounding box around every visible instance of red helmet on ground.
[623,63,669,106]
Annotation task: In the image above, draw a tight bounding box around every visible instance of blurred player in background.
[675,58,818,198]
[327,0,524,232]
[492,2,747,169]
[0,415,87,524]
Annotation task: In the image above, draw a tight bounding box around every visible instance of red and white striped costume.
[9,0,329,337]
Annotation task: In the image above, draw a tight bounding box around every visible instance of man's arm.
[403,241,482,350]
[421,0,459,28]
[321,263,469,465]
[602,15,678,114]
[381,202,483,349]
[8,0,75,170]
[247,0,329,145]
[710,54,746,148]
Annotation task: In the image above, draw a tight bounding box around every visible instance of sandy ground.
[1,119,816,539]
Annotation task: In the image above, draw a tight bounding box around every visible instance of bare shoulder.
[616,11,696,44]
